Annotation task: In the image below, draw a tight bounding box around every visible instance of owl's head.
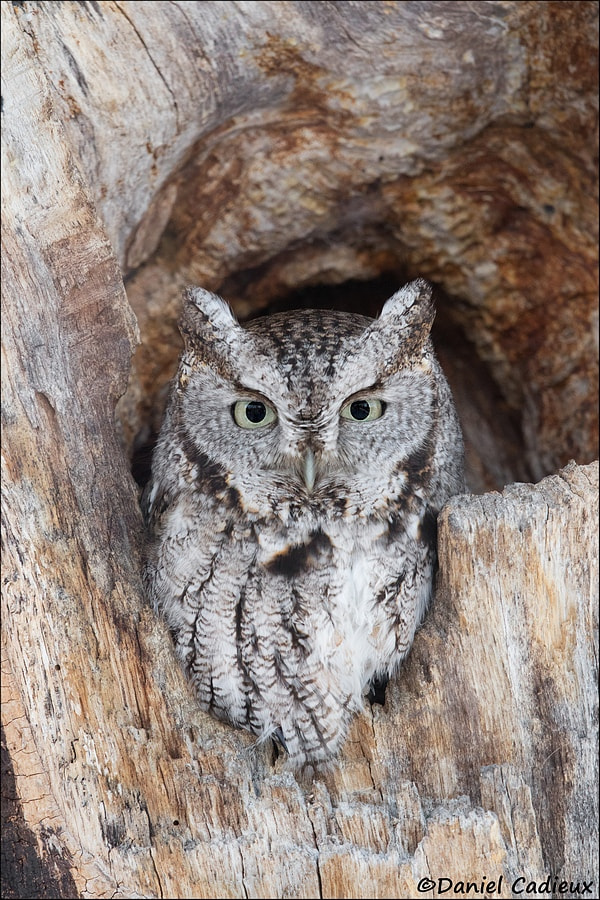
[172,280,456,524]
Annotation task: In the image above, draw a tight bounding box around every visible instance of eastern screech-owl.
[143,279,464,768]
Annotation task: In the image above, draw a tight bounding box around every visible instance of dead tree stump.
[2,2,597,898]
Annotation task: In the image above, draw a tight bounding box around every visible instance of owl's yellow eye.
[340,399,385,422]
[233,399,277,429]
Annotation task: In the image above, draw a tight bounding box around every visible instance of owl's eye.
[340,399,385,422]
[232,399,277,429]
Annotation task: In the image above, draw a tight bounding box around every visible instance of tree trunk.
[1,2,597,898]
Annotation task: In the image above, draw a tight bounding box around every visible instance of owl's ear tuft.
[380,278,435,332]
[375,278,435,358]
[179,287,240,349]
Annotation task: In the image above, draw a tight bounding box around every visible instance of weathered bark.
[1,2,598,898]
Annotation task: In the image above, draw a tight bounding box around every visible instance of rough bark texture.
[1,2,598,899]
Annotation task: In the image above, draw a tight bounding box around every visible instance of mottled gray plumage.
[142,280,464,768]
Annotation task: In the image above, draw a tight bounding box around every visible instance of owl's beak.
[302,448,317,493]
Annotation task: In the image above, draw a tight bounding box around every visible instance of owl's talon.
[272,727,288,752]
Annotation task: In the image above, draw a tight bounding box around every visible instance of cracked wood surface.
[1,2,598,898]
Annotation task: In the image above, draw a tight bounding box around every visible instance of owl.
[142,279,464,768]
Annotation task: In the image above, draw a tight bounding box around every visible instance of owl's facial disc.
[226,379,390,499]
[231,389,387,495]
